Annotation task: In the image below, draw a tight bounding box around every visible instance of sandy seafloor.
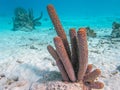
[0,16,120,90]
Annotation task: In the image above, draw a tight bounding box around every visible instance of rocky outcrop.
[111,22,120,38]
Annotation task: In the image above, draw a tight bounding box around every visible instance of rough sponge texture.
[77,28,88,81]
[47,45,69,81]
[84,69,101,83]
[47,4,104,90]
[47,4,71,60]
[54,37,76,82]
[69,28,78,75]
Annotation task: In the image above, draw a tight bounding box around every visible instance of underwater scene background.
[0,0,120,90]
[0,0,120,31]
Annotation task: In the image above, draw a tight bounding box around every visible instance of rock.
[46,81,82,90]
[7,80,31,90]
[8,75,19,81]
[111,22,120,38]
[111,70,118,75]
[0,73,5,77]
[6,79,15,85]
[116,65,120,71]
[86,27,97,37]
[30,45,38,50]
[51,61,56,66]
[30,83,46,90]
[16,60,23,64]
[30,81,83,90]
[0,77,7,85]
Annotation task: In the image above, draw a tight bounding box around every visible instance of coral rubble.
[12,7,42,31]
[111,22,120,38]
[47,4,104,90]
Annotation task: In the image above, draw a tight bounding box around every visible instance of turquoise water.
[0,0,120,34]
[0,0,120,17]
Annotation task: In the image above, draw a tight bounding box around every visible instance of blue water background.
[0,0,120,17]
[0,0,120,32]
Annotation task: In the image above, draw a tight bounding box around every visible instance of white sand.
[0,16,120,90]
